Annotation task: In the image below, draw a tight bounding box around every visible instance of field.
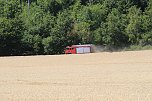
[0,50,152,101]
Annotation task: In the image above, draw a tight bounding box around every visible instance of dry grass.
[0,50,152,101]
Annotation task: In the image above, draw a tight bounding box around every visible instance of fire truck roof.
[72,44,92,47]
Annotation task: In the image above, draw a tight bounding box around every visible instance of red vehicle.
[65,44,93,54]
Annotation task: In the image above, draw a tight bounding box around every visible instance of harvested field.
[0,50,152,101]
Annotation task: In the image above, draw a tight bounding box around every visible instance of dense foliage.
[0,0,152,55]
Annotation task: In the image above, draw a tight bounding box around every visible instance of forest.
[0,0,152,55]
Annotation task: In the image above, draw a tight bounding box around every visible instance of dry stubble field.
[0,50,152,101]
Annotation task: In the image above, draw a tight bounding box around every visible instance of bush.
[21,34,43,55]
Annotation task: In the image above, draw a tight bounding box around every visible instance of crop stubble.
[0,50,152,101]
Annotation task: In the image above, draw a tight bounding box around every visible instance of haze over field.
[0,50,152,101]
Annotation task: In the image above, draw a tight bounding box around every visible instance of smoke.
[91,45,106,53]
[91,45,125,53]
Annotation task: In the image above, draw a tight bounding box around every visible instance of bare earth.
[0,50,152,101]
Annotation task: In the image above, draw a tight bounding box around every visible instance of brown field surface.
[0,50,152,101]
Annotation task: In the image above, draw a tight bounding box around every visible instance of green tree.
[0,0,22,18]
[140,1,152,45]
[0,17,25,55]
[98,8,128,47]
[20,4,55,38]
[21,34,43,55]
[125,6,142,45]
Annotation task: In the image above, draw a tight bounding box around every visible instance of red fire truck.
[65,44,93,54]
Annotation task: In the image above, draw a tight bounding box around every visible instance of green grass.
[124,45,152,51]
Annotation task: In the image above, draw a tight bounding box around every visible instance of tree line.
[0,0,152,55]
